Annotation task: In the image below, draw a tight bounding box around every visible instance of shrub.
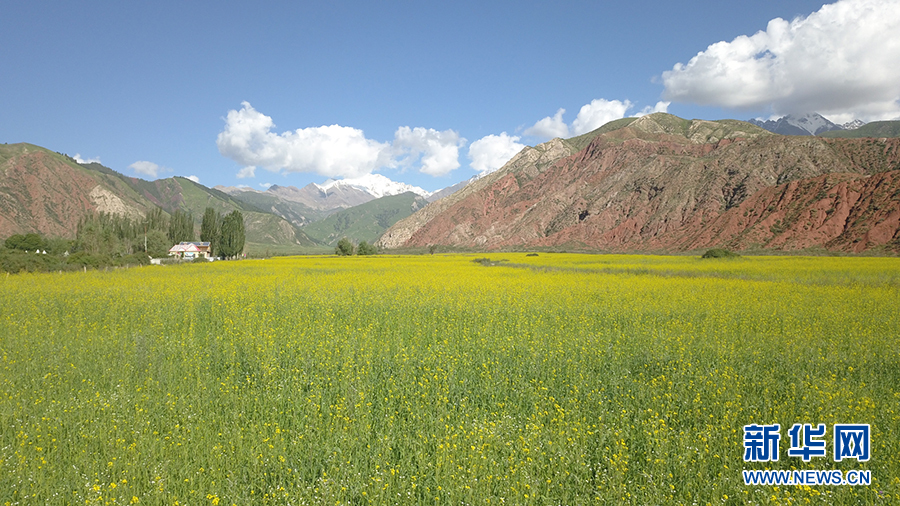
[335,237,355,256]
[701,248,740,259]
[357,241,377,256]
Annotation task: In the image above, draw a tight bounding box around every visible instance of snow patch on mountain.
[315,173,432,199]
[785,113,837,135]
[748,113,866,136]
[840,119,866,130]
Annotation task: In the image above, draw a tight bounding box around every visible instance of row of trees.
[77,208,171,257]
[335,237,377,256]
[200,207,245,259]
[3,206,246,273]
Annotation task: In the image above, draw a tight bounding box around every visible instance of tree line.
[2,206,246,273]
[200,207,245,259]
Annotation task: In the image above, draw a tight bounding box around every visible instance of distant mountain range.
[6,112,900,255]
[379,113,900,254]
[0,143,315,249]
[215,174,463,245]
[0,143,458,253]
[747,112,866,136]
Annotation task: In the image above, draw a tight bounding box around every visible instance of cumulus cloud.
[467,133,526,175]
[636,101,671,117]
[217,102,391,179]
[392,126,466,177]
[217,102,468,180]
[524,99,670,140]
[259,182,272,189]
[186,175,200,183]
[524,108,570,138]
[129,161,163,178]
[73,153,101,164]
[571,99,635,135]
[236,166,256,179]
[661,0,900,120]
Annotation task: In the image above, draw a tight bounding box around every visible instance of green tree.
[357,241,377,255]
[4,233,44,251]
[144,229,171,257]
[335,237,355,256]
[218,210,245,259]
[167,209,195,244]
[200,207,222,256]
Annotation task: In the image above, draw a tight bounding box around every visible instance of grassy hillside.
[819,120,900,138]
[76,163,318,249]
[301,192,426,246]
[225,189,328,226]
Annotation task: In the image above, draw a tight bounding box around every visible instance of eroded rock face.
[378,114,900,253]
[1,148,103,238]
[89,186,144,221]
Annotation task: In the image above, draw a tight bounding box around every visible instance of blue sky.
[2,0,898,192]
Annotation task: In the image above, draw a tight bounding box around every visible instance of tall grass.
[1,254,897,504]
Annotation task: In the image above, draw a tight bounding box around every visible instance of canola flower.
[0,253,897,505]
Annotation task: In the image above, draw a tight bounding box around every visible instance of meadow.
[0,253,898,505]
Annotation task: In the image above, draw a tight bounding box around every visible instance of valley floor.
[1,253,897,504]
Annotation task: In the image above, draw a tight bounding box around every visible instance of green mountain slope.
[301,192,427,246]
[819,121,900,138]
[1,142,319,252]
[110,172,320,249]
[1,144,156,238]
[222,188,328,227]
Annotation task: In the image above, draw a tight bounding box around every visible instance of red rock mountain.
[0,144,152,238]
[377,114,900,253]
[0,143,311,247]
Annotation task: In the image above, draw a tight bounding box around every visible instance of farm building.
[167,242,211,259]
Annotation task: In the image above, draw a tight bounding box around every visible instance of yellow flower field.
[1,253,898,504]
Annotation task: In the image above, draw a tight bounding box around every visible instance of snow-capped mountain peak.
[748,112,863,136]
[784,113,837,135]
[315,173,432,199]
[841,119,866,130]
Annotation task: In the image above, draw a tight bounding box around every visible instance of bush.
[701,248,740,259]
[4,233,45,252]
[357,241,377,256]
[121,253,152,266]
[335,237,355,256]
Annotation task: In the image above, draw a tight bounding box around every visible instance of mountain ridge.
[377,113,900,253]
[0,143,314,249]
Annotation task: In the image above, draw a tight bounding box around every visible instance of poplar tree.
[218,210,245,259]
[200,207,221,256]
[167,209,195,244]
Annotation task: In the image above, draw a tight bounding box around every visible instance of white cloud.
[236,166,256,179]
[259,182,272,189]
[73,153,101,164]
[524,108,570,138]
[661,0,900,121]
[217,102,470,179]
[186,175,200,183]
[571,99,634,135]
[129,161,162,178]
[467,133,526,175]
[392,126,466,176]
[524,99,670,140]
[636,101,671,117]
[217,102,391,179]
